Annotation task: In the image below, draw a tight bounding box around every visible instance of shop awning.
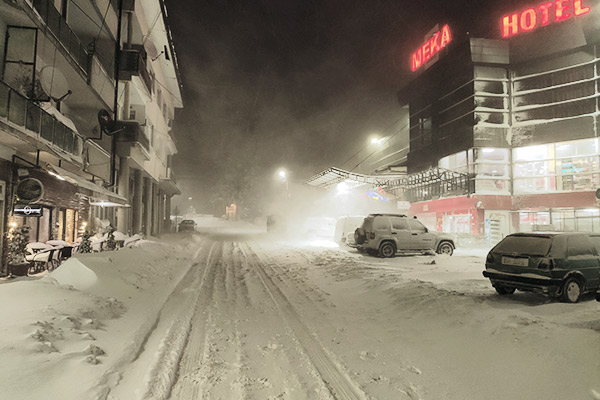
[306,167,406,189]
[46,165,129,206]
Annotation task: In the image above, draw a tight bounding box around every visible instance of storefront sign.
[15,178,44,203]
[501,0,591,38]
[13,204,43,217]
[410,24,452,72]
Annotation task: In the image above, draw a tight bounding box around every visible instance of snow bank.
[0,234,201,400]
[48,257,98,290]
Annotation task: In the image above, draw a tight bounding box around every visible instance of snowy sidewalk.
[0,234,201,400]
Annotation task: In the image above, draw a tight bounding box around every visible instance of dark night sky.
[166,0,531,213]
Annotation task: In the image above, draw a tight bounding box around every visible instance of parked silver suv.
[354,214,455,257]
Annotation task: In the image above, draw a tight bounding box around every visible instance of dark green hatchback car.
[483,232,600,303]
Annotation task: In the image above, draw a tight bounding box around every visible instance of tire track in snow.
[167,241,223,400]
[239,242,367,400]
[100,239,212,400]
[231,242,326,399]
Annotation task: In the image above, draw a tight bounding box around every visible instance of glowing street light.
[277,169,289,196]
[370,136,386,145]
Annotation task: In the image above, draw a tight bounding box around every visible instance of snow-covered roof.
[46,165,128,206]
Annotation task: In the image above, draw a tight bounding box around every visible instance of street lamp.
[277,169,289,195]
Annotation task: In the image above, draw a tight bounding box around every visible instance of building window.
[473,148,510,193]
[3,27,37,97]
[513,139,600,194]
[439,150,468,173]
[410,116,432,151]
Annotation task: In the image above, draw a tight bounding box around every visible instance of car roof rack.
[368,213,408,217]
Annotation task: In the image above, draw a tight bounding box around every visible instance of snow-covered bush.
[79,230,92,254]
[7,226,30,264]
[105,228,117,251]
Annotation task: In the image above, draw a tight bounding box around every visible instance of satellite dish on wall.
[40,66,69,100]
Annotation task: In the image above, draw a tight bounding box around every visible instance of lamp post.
[278,169,289,196]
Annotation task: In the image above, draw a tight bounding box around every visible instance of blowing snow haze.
[166,0,537,215]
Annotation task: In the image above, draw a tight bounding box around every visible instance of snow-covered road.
[121,236,600,400]
[2,233,600,399]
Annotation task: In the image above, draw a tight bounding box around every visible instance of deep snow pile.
[0,235,200,400]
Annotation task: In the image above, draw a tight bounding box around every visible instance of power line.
[348,120,410,173]
[339,114,405,168]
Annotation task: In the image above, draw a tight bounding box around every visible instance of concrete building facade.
[0,0,182,275]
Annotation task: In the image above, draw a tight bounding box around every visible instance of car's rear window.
[493,236,552,256]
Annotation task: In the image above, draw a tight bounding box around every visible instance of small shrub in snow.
[105,228,117,251]
[79,230,92,253]
[7,226,30,264]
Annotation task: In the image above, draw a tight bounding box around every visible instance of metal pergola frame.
[307,166,470,203]
[305,167,405,189]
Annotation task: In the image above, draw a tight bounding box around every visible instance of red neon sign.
[411,24,452,72]
[501,0,591,38]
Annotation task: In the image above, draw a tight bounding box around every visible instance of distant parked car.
[178,219,196,232]
[334,216,365,247]
[354,214,455,257]
[483,232,600,303]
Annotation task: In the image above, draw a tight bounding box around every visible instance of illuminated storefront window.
[513,138,600,194]
[521,208,600,232]
[438,150,468,173]
[474,148,510,193]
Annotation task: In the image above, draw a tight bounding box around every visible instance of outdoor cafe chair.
[26,247,61,272]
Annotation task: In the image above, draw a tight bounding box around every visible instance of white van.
[334,216,365,246]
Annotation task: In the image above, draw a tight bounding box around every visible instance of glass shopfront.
[474,148,510,193]
[57,208,78,244]
[12,205,53,243]
[519,208,600,232]
[513,138,600,194]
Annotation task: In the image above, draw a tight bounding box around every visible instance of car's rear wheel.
[379,242,396,258]
[495,285,516,295]
[561,277,583,303]
[437,242,454,256]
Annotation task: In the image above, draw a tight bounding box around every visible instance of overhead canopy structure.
[307,166,471,204]
[46,165,129,206]
[306,167,406,189]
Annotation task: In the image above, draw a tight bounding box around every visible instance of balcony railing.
[114,121,150,152]
[30,0,89,75]
[0,81,83,157]
[138,57,153,94]
[167,167,176,184]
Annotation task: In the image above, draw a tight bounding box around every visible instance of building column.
[117,157,130,233]
[151,183,158,236]
[157,190,164,235]
[165,194,172,232]
[144,177,152,236]
[132,169,143,234]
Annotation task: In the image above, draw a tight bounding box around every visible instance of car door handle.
[411,233,417,236]
[391,232,397,235]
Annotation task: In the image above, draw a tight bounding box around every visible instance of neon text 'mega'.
[411,24,452,72]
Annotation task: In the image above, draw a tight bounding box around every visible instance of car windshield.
[493,236,552,256]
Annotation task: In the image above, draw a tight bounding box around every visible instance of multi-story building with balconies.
[0,0,182,274]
